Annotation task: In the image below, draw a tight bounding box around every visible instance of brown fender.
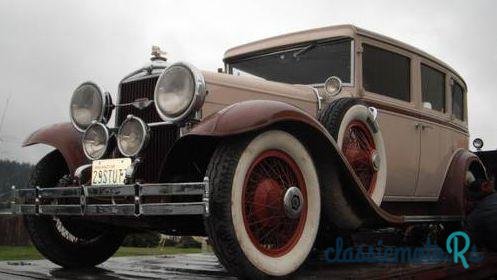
[438,149,487,215]
[170,100,404,228]
[23,122,86,175]
[189,100,325,136]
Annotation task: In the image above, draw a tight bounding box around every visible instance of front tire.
[24,151,125,268]
[205,130,320,279]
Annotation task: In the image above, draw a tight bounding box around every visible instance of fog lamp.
[117,116,149,157]
[82,122,110,160]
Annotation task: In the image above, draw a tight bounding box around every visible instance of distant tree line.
[0,160,33,204]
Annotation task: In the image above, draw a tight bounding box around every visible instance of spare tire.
[318,98,387,205]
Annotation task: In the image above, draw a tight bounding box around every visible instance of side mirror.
[324,76,342,97]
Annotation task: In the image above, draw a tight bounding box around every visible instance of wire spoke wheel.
[242,150,307,257]
[206,130,320,278]
[342,120,378,194]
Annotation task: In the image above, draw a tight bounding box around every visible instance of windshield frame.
[225,37,355,87]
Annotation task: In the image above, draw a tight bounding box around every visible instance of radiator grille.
[115,75,179,183]
[134,126,179,183]
[116,76,161,124]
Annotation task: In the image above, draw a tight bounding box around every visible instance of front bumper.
[11,178,209,217]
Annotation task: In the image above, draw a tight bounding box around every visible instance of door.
[361,41,419,198]
[414,63,451,198]
[378,111,420,197]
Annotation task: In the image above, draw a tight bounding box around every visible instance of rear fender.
[438,149,487,215]
[23,122,86,175]
[165,100,403,228]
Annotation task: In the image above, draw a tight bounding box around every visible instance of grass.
[0,246,202,261]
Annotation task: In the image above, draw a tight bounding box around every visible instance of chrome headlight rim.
[82,121,110,160]
[117,115,150,157]
[153,62,206,123]
[70,81,113,132]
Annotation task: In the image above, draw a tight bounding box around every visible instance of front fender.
[189,100,326,137]
[177,100,403,227]
[23,122,86,175]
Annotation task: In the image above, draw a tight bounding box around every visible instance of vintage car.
[12,25,488,279]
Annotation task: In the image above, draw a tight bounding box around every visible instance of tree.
[0,160,33,204]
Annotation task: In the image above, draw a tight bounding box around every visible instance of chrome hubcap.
[283,186,304,219]
[371,151,381,172]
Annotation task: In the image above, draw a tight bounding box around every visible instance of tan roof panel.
[224,25,466,88]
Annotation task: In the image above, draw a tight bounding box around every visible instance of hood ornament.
[151,46,167,61]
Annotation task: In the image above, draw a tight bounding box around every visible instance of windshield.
[228,38,353,85]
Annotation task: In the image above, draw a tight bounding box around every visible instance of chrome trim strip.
[39,205,82,216]
[140,202,205,216]
[40,187,81,198]
[140,183,205,196]
[85,185,136,197]
[148,121,174,127]
[403,215,462,223]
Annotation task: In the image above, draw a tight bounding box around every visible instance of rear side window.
[362,44,410,101]
[452,81,465,121]
[421,64,445,112]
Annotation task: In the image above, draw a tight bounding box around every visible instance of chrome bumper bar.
[11,177,209,217]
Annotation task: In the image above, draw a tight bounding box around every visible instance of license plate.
[91,158,132,186]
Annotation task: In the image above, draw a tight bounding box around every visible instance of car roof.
[224,24,466,88]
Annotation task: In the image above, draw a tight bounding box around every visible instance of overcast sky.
[0,0,496,163]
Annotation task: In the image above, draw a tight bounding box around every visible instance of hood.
[201,71,318,118]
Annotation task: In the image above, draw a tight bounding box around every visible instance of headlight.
[117,116,149,157]
[154,62,206,122]
[324,76,342,96]
[82,122,110,160]
[70,82,112,132]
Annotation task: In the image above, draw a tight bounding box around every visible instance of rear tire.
[24,151,125,268]
[319,98,386,205]
[205,130,320,279]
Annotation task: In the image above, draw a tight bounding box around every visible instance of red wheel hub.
[242,150,307,257]
[252,178,284,228]
[342,121,378,194]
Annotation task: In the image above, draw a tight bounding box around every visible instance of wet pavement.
[2,252,497,279]
[0,254,232,280]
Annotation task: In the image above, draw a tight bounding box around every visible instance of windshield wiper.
[293,42,317,58]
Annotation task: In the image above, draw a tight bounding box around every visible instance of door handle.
[421,124,434,130]
[415,123,434,130]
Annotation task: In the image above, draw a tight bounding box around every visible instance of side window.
[421,64,445,112]
[362,44,410,101]
[452,80,465,121]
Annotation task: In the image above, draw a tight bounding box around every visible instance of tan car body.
[201,24,469,203]
[23,25,482,227]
